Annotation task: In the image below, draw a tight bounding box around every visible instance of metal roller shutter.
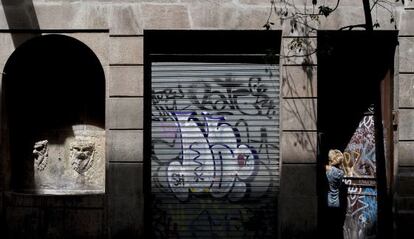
[151,62,281,238]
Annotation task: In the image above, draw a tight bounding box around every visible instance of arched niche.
[2,34,105,194]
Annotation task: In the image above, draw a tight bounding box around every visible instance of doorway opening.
[2,34,106,194]
[317,31,398,238]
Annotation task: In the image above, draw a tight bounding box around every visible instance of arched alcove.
[2,34,105,194]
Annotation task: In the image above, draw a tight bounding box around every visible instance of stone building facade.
[0,0,413,238]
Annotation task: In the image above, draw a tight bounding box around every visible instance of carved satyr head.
[33,140,48,171]
[70,140,95,174]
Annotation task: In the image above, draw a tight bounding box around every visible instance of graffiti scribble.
[343,115,377,239]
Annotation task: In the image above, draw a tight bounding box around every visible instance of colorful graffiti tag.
[151,63,280,238]
[342,114,377,239]
[166,112,265,201]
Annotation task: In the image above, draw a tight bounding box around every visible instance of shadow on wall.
[0,0,41,47]
[2,34,105,193]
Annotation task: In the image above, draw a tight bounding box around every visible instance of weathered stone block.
[280,163,317,197]
[280,196,318,239]
[282,65,317,98]
[282,37,317,65]
[399,141,414,166]
[0,192,3,217]
[62,33,109,66]
[43,196,66,208]
[399,166,414,178]
[282,132,317,163]
[237,6,282,29]
[23,2,108,30]
[399,74,414,107]
[237,0,272,5]
[108,162,143,238]
[276,0,357,5]
[40,0,97,2]
[104,65,110,98]
[278,5,321,37]
[108,130,143,162]
[107,97,143,129]
[4,192,42,207]
[0,33,15,67]
[140,0,180,2]
[188,1,280,29]
[400,10,414,35]
[109,4,142,35]
[405,1,414,8]
[5,206,42,238]
[0,0,28,6]
[64,194,105,208]
[109,66,143,96]
[282,18,317,37]
[64,209,104,238]
[399,37,414,73]
[399,109,414,140]
[396,210,414,238]
[141,3,190,29]
[319,7,364,30]
[397,172,414,196]
[181,0,232,3]
[187,1,239,29]
[397,196,414,211]
[282,98,317,130]
[108,162,143,198]
[36,2,108,29]
[319,6,399,30]
[42,208,66,238]
[109,36,143,65]
[30,130,106,194]
[0,5,38,29]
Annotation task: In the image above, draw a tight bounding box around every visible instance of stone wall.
[395,1,414,237]
[0,0,413,238]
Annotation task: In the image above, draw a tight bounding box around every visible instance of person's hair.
[328,149,343,165]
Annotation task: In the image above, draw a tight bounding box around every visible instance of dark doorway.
[1,34,106,238]
[317,31,398,238]
[2,34,105,192]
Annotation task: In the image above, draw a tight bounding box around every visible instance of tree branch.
[363,0,374,30]
[338,24,368,31]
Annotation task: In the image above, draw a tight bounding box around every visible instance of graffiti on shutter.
[342,112,377,239]
[151,62,281,238]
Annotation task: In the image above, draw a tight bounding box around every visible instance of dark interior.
[317,31,398,238]
[2,34,105,191]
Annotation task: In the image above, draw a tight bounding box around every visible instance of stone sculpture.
[70,140,95,174]
[33,140,49,171]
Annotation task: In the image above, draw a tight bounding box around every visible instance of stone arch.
[2,34,105,194]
